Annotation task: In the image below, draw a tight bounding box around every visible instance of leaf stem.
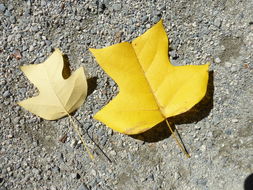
[165,119,190,158]
[67,114,94,160]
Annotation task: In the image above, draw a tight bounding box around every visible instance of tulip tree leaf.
[18,49,87,120]
[90,20,209,135]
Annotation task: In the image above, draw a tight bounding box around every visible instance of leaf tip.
[202,62,210,72]
[157,19,163,24]
[17,100,26,111]
[89,48,96,53]
[93,112,99,120]
[54,48,62,53]
[19,65,25,72]
[51,48,63,58]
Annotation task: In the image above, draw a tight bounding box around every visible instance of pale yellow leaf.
[18,49,87,120]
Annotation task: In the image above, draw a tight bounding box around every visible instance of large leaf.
[18,49,87,120]
[90,20,209,135]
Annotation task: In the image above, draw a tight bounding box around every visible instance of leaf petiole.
[165,119,191,158]
[67,114,94,160]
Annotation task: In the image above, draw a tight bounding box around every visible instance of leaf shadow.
[131,71,214,143]
[62,54,98,96]
[244,173,253,190]
[75,119,113,163]
[87,77,98,96]
[62,54,71,79]
[131,120,174,142]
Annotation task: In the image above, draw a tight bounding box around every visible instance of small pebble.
[78,184,89,190]
[174,172,181,180]
[170,50,178,59]
[112,3,121,11]
[214,18,222,27]
[225,129,232,135]
[231,66,238,72]
[0,4,6,12]
[13,117,20,124]
[8,4,14,11]
[3,91,10,98]
[200,145,206,152]
[91,169,97,176]
[197,178,208,186]
[214,57,221,63]
[71,173,78,179]
[225,62,232,68]
[4,10,11,17]
[195,125,201,130]
[110,150,117,156]
[32,168,40,175]
[100,136,107,146]
[41,0,47,6]
[29,45,34,51]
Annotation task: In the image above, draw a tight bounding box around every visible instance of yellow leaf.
[90,20,209,135]
[18,49,87,120]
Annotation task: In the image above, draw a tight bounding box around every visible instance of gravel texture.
[0,0,253,190]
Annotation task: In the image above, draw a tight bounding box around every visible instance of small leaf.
[90,20,209,135]
[18,49,87,120]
